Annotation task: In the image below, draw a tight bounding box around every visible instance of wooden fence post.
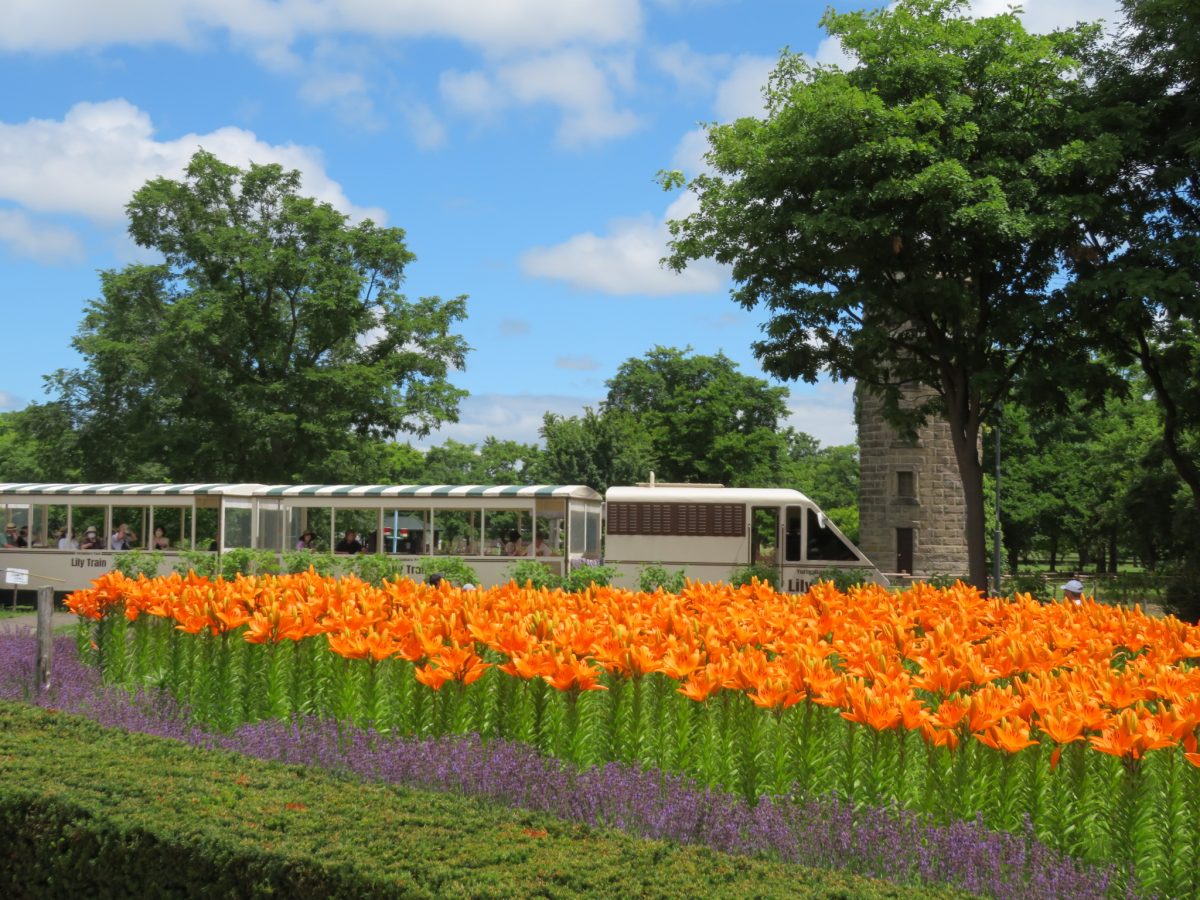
[35,585,53,690]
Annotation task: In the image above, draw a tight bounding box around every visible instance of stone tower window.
[896,470,915,498]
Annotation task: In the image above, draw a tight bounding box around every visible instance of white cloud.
[652,41,729,92]
[521,208,724,295]
[0,0,643,54]
[0,100,384,226]
[783,380,857,448]
[499,319,531,336]
[439,70,506,117]
[968,0,1121,35]
[441,49,641,147]
[411,392,600,448]
[0,208,85,264]
[712,54,776,121]
[401,102,448,150]
[555,355,600,371]
[671,127,710,176]
[0,390,22,411]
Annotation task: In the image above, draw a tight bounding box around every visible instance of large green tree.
[602,346,789,486]
[664,1,1112,588]
[50,150,468,484]
[1070,0,1200,518]
[533,408,656,494]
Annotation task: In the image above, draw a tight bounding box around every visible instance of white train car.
[0,482,603,594]
[0,481,877,596]
[603,483,879,592]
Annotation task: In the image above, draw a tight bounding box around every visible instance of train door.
[750,506,780,579]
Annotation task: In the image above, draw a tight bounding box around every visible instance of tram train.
[0,480,879,594]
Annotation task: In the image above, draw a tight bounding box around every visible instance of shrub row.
[0,702,938,899]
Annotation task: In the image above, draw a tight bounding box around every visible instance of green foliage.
[730,564,778,589]
[503,561,620,592]
[534,407,656,493]
[282,549,339,577]
[1164,565,1200,623]
[1005,572,1051,603]
[637,564,687,594]
[562,564,618,593]
[174,549,217,578]
[419,556,477,587]
[921,573,959,591]
[784,433,859,515]
[504,560,560,590]
[1068,0,1200,522]
[816,567,872,592]
[337,555,409,586]
[0,703,922,900]
[218,548,281,579]
[110,549,164,579]
[602,346,789,486]
[47,149,468,483]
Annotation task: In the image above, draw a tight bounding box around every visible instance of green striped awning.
[0,483,602,501]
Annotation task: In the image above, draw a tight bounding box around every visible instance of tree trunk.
[1108,530,1118,574]
[1048,538,1058,572]
[944,403,988,592]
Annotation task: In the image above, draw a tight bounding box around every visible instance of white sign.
[4,567,30,586]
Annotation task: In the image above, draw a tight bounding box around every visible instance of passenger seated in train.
[79,527,103,550]
[534,532,554,556]
[58,529,79,550]
[335,529,363,555]
[504,530,525,556]
[3,523,16,547]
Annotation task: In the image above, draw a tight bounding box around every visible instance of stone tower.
[856,384,970,579]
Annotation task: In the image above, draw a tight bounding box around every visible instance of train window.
[257,505,285,551]
[335,508,383,553]
[71,505,107,549]
[606,502,745,536]
[483,508,531,556]
[751,508,778,566]
[569,506,585,555]
[288,506,332,552]
[584,504,601,559]
[806,508,858,561]
[222,505,253,550]
[433,509,480,556]
[111,505,151,549]
[383,509,428,555]
[150,506,193,550]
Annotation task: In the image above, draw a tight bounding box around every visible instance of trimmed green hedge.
[0,703,945,898]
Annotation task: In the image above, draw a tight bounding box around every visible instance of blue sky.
[0,0,1117,452]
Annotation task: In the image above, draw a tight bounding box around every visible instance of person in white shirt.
[57,529,79,550]
[110,523,128,550]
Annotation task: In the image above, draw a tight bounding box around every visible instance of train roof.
[605,485,817,505]
[0,483,602,501]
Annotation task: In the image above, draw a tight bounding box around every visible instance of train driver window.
[785,507,803,562]
[806,508,858,561]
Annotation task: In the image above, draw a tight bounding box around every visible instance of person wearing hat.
[1062,578,1085,605]
[296,531,317,550]
[79,527,102,550]
[3,523,16,548]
